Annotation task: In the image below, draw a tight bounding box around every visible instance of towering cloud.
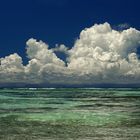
[68,23,140,84]
[0,22,140,86]
[0,53,25,83]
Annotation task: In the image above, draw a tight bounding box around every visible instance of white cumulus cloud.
[0,22,140,86]
[52,44,69,54]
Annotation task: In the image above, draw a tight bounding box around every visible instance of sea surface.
[0,88,140,140]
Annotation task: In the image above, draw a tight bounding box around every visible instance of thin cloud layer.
[0,22,140,86]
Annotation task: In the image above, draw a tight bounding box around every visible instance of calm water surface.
[0,88,140,140]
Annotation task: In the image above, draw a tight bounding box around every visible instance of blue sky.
[0,0,140,87]
[0,0,140,62]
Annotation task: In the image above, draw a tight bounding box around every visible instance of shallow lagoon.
[0,88,140,140]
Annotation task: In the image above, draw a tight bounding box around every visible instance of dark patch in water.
[0,107,57,113]
[0,115,140,140]
[75,103,138,108]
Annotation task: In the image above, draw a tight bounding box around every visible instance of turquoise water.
[0,88,140,140]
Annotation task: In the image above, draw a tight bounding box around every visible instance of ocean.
[0,88,140,140]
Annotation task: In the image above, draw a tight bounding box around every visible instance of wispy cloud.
[113,23,130,30]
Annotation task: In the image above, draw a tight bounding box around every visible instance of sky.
[0,0,140,87]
